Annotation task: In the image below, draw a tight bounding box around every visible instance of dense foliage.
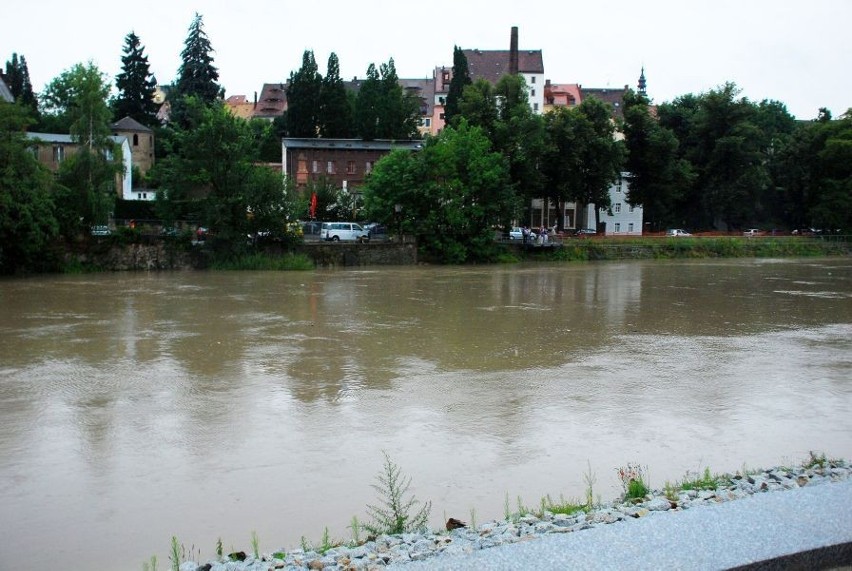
[0,103,60,273]
[363,120,515,263]
[152,99,295,256]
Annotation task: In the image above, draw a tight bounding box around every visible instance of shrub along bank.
[522,236,850,263]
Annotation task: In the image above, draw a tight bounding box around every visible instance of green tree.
[621,89,693,231]
[154,99,293,253]
[286,50,323,138]
[4,53,38,117]
[491,74,546,215]
[776,111,852,231]
[113,31,159,127]
[444,46,471,127]
[378,58,420,139]
[175,13,221,103]
[458,79,498,139]
[41,63,122,229]
[0,102,59,273]
[355,64,381,140]
[666,83,771,230]
[319,52,352,138]
[363,120,515,263]
[543,97,624,231]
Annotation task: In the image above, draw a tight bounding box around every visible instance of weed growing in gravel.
[349,515,362,545]
[617,463,650,500]
[803,450,828,469]
[142,555,158,571]
[250,531,259,559]
[272,551,287,560]
[583,461,597,509]
[318,527,334,554]
[469,507,477,530]
[538,494,588,516]
[364,451,432,535]
[216,537,223,559]
[169,537,180,571]
[680,467,719,491]
[504,492,512,521]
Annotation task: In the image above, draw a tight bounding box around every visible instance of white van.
[321,222,369,242]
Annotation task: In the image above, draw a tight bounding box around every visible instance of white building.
[584,173,644,235]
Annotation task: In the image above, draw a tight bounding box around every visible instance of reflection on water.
[0,259,850,570]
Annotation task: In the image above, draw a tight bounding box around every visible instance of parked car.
[666,228,692,237]
[574,228,597,236]
[90,225,111,236]
[509,227,525,240]
[368,225,389,241]
[321,222,369,242]
[301,221,322,238]
[743,228,762,237]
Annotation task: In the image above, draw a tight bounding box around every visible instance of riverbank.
[58,235,850,272]
[170,456,851,571]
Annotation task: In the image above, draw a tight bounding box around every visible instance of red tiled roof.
[578,86,628,118]
[462,49,544,84]
[254,83,288,118]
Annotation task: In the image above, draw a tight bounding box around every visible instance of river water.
[1,258,850,570]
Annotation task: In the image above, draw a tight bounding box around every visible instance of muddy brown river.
[1,258,850,570]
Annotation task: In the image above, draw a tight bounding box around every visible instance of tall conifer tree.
[319,53,352,138]
[175,13,221,103]
[444,46,471,127]
[113,32,158,126]
[4,53,38,116]
[286,50,322,138]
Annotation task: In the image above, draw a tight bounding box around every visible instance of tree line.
[361,48,850,262]
[1,15,850,271]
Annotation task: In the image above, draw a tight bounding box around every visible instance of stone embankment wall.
[69,242,198,271]
[69,241,418,271]
[297,241,418,267]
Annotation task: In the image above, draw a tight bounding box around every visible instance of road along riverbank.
[173,459,851,570]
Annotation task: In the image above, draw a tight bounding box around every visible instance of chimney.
[509,26,519,75]
[253,91,257,108]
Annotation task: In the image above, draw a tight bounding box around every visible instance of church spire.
[638,66,647,96]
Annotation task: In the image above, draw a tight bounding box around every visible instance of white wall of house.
[115,137,136,200]
[585,173,644,235]
[523,73,545,114]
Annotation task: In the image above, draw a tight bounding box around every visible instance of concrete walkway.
[396,480,852,570]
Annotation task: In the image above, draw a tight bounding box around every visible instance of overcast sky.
[3,0,850,120]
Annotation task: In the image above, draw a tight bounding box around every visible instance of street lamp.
[394,204,403,242]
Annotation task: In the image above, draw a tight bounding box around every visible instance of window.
[531,76,536,84]
[422,118,431,127]
[533,103,539,112]
[614,223,621,232]
[616,177,622,192]
[365,161,373,174]
[133,134,139,146]
[629,204,635,213]
[53,146,64,163]
[531,89,536,97]
[347,161,356,175]
[614,203,621,213]
[628,223,634,233]
[439,113,445,120]
[326,161,335,174]
[312,160,319,173]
